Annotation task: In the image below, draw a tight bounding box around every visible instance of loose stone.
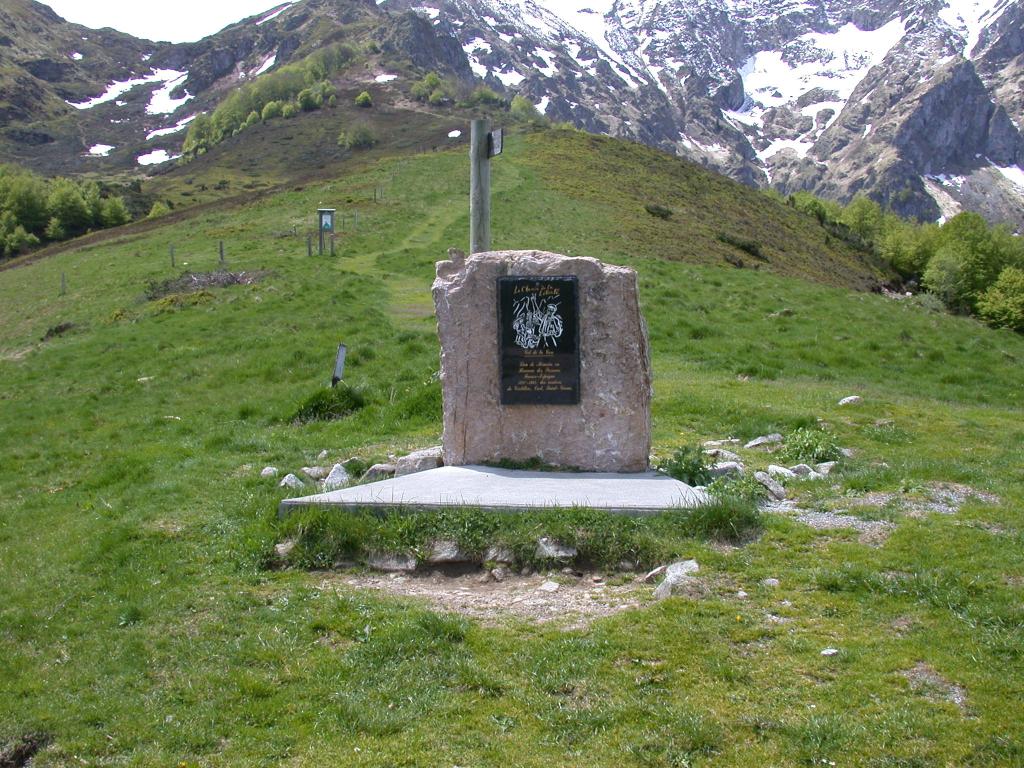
[710,461,744,477]
[322,464,350,490]
[768,464,796,479]
[394,446,443,476]
[301,466,330,480]
[536,537,577,560]
[260,466,278,478]
[754,471,786,500]
[279,473,304,490]
[367,551,417,572]
[361,463,396,482]
[653,559,700,600]
[745,433,783,449]
[838,395,862,406]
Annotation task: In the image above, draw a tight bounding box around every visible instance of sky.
[39,0,294,43]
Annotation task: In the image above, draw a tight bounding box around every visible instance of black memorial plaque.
[498,276,580,405]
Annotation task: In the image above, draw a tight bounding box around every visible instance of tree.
[46,178,91,237]
[354,90,372,108]
[978,266,1024,332]
[100,197,130,227]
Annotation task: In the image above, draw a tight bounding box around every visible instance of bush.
[657,445,712,486]
[978,266,1024,332]
[261,100,283,120]
[147,201,171,219]
[510,94,544,124]
[781,427,842,464]
[290,383,366,423]
[645,203,672,220]
[281,102,299,119]
[354,90,372,108]
[338,124,377,150]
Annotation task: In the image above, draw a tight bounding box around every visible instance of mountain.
[382,0,1024,229]
[1,0,1022,230]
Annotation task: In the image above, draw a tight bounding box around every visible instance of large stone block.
[433,249,651,472]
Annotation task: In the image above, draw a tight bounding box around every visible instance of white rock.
[710,461,744,477]
[745,433,783,449]
[394,446,443,476]
[768,465,796,479]
[317,449,330,461]
[367,551,417,572]
[838,395,862,406]
[815,461,837,475]
[362,463,396,482]
[426,539,470,564]
[841,448,856,458]
[736,589,749,600]
[789,464,815,476]
[703,438,740,447]
[260,466,278,478]
[820,647,839,656]
[704,448,742,463]
[322,463,350,490]
[491,566,509,582]
[279,473,304,489]
[653,559,700,600]
[761,578,780,588]
[639,564,667,583]
[754,471,786,500]
[484,545,515,563]
[274,540,295,559]
[538,580,560,592]
[535,537,577,560]
[301,466,330,480]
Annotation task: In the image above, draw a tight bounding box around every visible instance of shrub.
[645,203,672,220]
[338,124,377,150]
[261,100,283,120]
[297,88,323,111]
[717,232,766,260]
[781,427,842,464]
[290,383,366,423]
[510,94,544,124]
[464,86,502,107]
[281,102,299,119]
[354,90,372,108]
[657,445,712,486]
[147,201,171,219]
[978,266,1024,332]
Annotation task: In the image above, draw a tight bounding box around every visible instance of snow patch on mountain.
[939,0,1015,58]
[146,115,196,140]
[67,69,185,110]
[87,144,114,156]
[257,2,297,25]
[146,71,191,115]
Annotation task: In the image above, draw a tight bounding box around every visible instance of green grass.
[1,127,1023,766]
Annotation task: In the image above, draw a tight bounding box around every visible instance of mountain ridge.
[1,0,1022,229]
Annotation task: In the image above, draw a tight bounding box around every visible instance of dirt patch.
[145,269,270,300]
[0,733,49,768]
[902,662,967,711]
[835,483,1000,519]
[764,500,895,545]
[315,570,647,629]
[41,322,74,341]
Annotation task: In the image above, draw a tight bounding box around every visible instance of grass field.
[1,127,1022,767]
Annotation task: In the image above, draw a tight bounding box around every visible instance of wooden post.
[307,233,312,257]
[470,119,491,254]
[219,240,225,266]
[170,245,175,268]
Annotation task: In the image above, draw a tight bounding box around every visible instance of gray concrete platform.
[279,464,708,516]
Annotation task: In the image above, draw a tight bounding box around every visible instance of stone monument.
[432,249,651,473]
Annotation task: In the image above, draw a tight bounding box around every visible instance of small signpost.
[470,119,504,254]
[317,208,335,256]
[331,343,347,387]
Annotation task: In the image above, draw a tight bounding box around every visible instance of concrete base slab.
[279,464,708,516]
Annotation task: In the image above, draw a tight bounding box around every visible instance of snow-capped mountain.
[384,0,1024,227]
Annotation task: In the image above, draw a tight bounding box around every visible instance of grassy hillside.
[1,128,1022,767]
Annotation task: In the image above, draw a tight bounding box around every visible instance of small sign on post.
[331,343,347,387]
[488,128,503,158]
[317,208,335,256]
